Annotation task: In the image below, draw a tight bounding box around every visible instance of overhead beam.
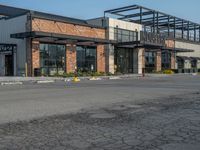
[119,11,153,20]
[104,5,138,13]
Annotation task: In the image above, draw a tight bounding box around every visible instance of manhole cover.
[90,113,116,119]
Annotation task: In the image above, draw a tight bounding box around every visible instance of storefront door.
[5,55,13,76]
[115,48,133,74]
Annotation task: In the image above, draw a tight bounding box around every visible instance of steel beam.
[194,24,196,41]
[174,17,176,38]
[182,20,184,39]
[119,11,153,20]
[187,21,190,40]
[140,7,142,24]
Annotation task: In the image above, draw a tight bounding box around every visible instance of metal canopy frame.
[104,5,200,42]
[10,31,114,44]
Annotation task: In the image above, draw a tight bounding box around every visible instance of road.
[0,75,200,149]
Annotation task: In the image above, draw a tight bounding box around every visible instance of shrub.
[63,72,75,78]
[162,69,174,74]
[107,72,114,76]
[152,70,162,74]
[50,71,114,77]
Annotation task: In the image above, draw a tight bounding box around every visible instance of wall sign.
[0,44,17,53]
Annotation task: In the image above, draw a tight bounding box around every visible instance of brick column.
[97,45,106,73]
[26,13,32,77]
[171,51,176,69]
[138,48,145,74]
[106,44,114,74]
[66,44,77,73]
[156,50,162,72]
[32,41,40,76]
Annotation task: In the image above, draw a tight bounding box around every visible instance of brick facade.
[97,45,106,73]
[137,48,145,74]
[165,40,175,48]
[156,50,162,72]
[66,44,77,73]
[32,18,106,39]
[171,52,176,69]
[30,18,107,76]
[32,41,40,76]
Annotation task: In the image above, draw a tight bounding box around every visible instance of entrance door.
[5,55,13,76]
[115,48,133,74]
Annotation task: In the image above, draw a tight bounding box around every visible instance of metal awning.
[177,56,192,61]
[190,57,200,61]
[10,31,115,44]
[115,41,163,49]
[162,47,194,53]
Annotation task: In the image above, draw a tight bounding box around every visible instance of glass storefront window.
[114,48,133,74]
[76,46,97,72]
[40,43,66,76]
[145,51,156,73]
[162,51,171,69]
[114,28,138,42]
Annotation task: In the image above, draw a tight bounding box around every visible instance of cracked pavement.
[0,75,200,150]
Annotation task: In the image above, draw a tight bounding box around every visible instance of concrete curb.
[89,77,102,81]
[109,77,121,80]
[1,82,23,86]
[36,80,55,84]
[0,74,176,84]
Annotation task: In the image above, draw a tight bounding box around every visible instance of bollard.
[72,66,80,82]
[142,68,145,77]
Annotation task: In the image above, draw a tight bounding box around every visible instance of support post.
[182,20,184,39]
[168,16,170,37]
[199,26,200,42]
[194,24,196,41]
[25,62,28,77]
[156,50,162,72]
[187,21,190,40]
[153,12,155,33]
[174,17,176,39]
[140,7,142,24]
[156,12,159,34]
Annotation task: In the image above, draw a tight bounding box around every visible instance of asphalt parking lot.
[0,75,200,150]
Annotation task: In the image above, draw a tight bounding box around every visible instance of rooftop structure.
[105,5,200,43]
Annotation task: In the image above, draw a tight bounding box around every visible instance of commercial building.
[0,4,200,76]
[0,5,110,76]
[89,5,200,74]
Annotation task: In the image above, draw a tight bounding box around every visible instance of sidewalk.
[0,74,174,84]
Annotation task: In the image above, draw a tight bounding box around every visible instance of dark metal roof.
[10,31,113,44]
[30,11,104,29]
[0,5,28,17]
[0,5,104,29]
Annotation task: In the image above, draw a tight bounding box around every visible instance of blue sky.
[0,0,200,23]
